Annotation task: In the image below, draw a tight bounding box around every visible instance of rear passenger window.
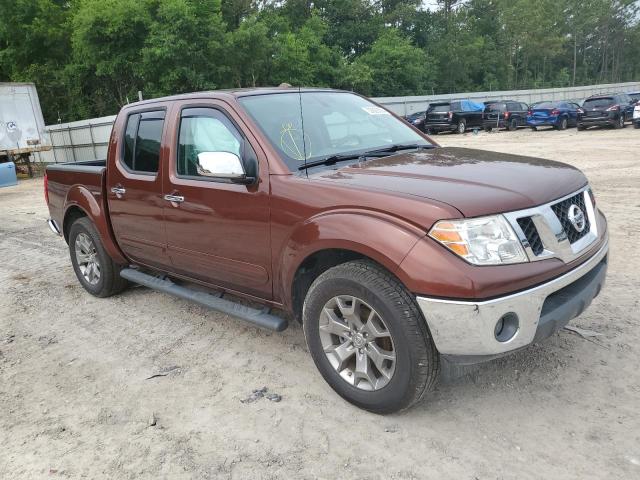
[121,111,165,174]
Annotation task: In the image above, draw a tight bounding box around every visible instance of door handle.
[164,194,184,204]
[110,186,126,198]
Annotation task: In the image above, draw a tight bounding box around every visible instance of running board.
[120,268,288,332]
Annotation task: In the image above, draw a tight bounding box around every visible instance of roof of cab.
[123,87,348,108]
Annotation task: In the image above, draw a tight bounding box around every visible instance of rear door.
[107,108,172,270]
[162,100,273,299]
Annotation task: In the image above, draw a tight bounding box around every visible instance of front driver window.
[177,108,242,177]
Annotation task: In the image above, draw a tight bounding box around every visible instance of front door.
[107,108,172,270]
[162,101,272,299]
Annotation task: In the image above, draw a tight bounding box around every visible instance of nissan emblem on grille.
[568,204,586,233]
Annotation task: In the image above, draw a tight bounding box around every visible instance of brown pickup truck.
[45,88,608,413]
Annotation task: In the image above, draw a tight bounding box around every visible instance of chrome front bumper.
[416,235,608,360]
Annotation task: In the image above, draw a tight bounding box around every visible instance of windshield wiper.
[361,143,435,156]
[298,143,434,171]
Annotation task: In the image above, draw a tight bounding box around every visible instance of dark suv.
[423,100,484,134]
[483,100,529,131]
[577,93,635,130]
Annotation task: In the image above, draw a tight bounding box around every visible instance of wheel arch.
[63,186,127,264]
[280,211,426,321]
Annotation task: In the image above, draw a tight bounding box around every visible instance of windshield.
[238,91,431,172]
[583,97,614,109]
[531,102,559,109]
[485,103,506,112]
[429,104,451,113]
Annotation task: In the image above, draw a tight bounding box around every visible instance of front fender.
[278,209,426,307]
[64,185,127,264]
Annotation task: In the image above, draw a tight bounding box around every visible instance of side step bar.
[120,268,288,332]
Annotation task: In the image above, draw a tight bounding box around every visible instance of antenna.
[297,86,308,170]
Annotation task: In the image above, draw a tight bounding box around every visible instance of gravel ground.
[1,126,639,479]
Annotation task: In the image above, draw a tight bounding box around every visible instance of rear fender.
[63,185,127,264]
[278,209,426,308]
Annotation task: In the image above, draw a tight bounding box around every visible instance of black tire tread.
[69,217,128,298]
[304,260,439,413]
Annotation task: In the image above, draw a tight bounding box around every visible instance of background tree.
[1,0,638,123]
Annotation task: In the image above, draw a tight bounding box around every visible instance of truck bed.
[46,160,108,236]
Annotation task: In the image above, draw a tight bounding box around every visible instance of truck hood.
[310,147,588,217]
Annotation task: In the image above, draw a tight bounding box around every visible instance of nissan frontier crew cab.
[45,88,608,414]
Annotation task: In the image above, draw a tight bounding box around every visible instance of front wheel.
[69,217,128,297]
[456,120,466,134]
[303,260,439,414]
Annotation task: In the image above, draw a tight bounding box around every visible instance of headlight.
[429,215,528,265]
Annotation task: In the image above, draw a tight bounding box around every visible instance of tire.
[68,217,128,298]
[302,260,439,414]
[484,126,493,132]
[634,122,640,129]
[530,126,537,131]
[456,120,466,134]
[577,124,586,131]
[558,117,568,130]
[507,118,517,131]
[614,115,625,129]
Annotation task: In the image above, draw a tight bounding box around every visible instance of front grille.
[517,217,544,255]
[551,193,591,244]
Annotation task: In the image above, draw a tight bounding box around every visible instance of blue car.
[526,101,581,130]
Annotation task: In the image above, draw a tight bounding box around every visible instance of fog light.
[495,313,519,342]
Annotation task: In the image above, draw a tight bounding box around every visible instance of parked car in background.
[404,110,427,131]
[483,100,529,131]
[526,101,580,130]
[423,100,484,134]
[577,93,635,130]
[630,92,640,129]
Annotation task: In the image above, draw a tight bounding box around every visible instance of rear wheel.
[614,115,625,129]
[303,260,439,414]
[557,117,568,130]
[456,120,466,134]
[507,118,518,131]
[69,217,128,297]
[484,126,493,132]
[634,122,640,129]
[530,126,537,131]
[577,124,586,131]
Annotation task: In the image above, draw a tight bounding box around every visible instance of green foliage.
[350,29,435,96]
[1,0,639,123]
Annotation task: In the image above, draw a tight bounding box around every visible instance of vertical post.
[51,130,59,164]
[67,126,77,162]
[88,123,98,160]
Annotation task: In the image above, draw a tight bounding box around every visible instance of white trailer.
[1,82,51,175]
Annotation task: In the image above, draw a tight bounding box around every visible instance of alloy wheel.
[74,232,101,285]
[318,295,396,391]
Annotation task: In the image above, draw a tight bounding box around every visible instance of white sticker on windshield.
[362,106,390,115]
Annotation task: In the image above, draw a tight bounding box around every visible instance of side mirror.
[196,151,255,184]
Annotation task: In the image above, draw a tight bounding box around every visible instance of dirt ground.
[1,126,639,479]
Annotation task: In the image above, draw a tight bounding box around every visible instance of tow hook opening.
[495,313,519,342]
